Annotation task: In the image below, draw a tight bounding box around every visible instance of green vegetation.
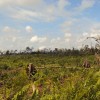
[0,53,100,100]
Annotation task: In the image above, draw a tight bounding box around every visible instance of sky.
[0,0,100,50]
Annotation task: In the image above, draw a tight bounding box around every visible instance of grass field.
[0,54,100,100]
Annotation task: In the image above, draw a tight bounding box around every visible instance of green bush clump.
[0,64,10,70]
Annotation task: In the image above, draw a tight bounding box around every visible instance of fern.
[12,84,30,100]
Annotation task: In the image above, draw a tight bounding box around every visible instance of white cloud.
[11,9,40,21]
[0,0,57,22]
[51,37,61,43]
[61,21,73,28]
[77,38,86,43]
[77,0,95,11]
[2,26,10,32]
[39,46,46,50]
[0,26,32,50]
[30,36,38,43]
[0,0,96,24]
[65,38,70,42]
[5,36,17,42]
[0,1,100,50]
[0,0,72,22]
[12,37,16,42]
[77,26,100,47]
[84,26,100,39]
[65,33,72,38]
[0,26,49,50]
[25,26,33,33]
[2,26,20,33]
[58,0,70,11]
[82,32,89,36]
[90,33,99,37]
[64,33,72,42]
[60,19,77,34]
[0,0,43,8]
[10,8,56,22]
[30,36,47,43]
[1,26,21,43]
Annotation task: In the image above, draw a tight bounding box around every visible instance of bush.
[18,63,23,67]
[0,64,10,70]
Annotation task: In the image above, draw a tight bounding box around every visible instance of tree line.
[0,45,99,56]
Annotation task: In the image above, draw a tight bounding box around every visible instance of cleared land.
[0,54,100,100]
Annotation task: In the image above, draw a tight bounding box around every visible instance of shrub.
[0,64,10,70]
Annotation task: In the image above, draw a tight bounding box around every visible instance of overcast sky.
[0,0,100,50]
